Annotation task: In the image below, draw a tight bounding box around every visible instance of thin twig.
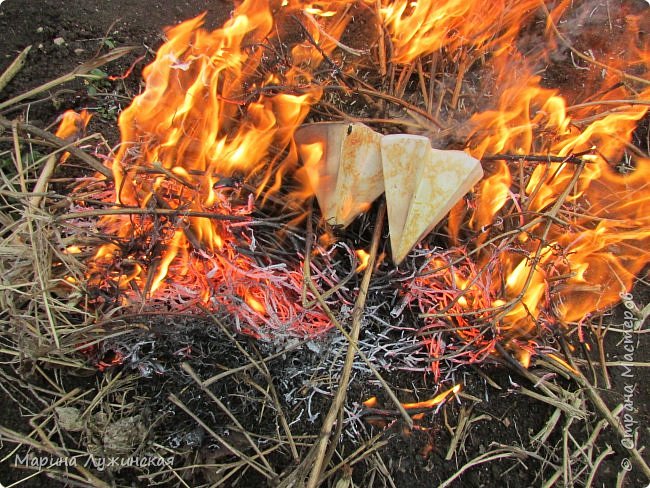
[0,115,112,179]
[355,86,444,128]
[482,153,587,164]
[56,207,249,222]
[305,202,388,488]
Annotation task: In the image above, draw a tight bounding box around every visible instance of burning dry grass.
[1,0,650,487]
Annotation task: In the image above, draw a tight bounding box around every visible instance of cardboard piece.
[381,135,484,264]
[295,122,383,227]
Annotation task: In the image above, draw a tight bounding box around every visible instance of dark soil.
[0,0,231,139]
[1,1,649,487]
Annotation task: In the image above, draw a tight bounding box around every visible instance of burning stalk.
[481,153,589,165]
[360,384,461,419]
[0,114,111,179]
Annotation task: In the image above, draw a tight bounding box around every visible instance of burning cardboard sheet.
[382,134,483,264]
[294,122,383,227]
[295,126,483,264]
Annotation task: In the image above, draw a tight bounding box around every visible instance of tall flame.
[398,1,650,369]
[380,0,540,64]
[461,77,650,337]
[86,0,356,337]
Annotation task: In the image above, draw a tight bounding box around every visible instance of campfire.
[77,0,649,365]
[1,0,649,486]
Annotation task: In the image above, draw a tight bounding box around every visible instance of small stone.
[36,27,44,33]
[102,415,147,458]
[53,37,65,47]
[55,407,84,432]
[74,48,85,56]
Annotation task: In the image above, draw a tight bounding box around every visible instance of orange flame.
[401,384,461,410]
[406,2,650,366]
[96,0,353,248]
[78,0,649,353]
[379,0,540,63]
[517,348,532,369]
[362,396,378,408]
[463,78,650,338]
[355,249,370,272]
[55,109,91,163]
[361,385,460,417]
[64,245,82,255]
[546,353,577,374]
